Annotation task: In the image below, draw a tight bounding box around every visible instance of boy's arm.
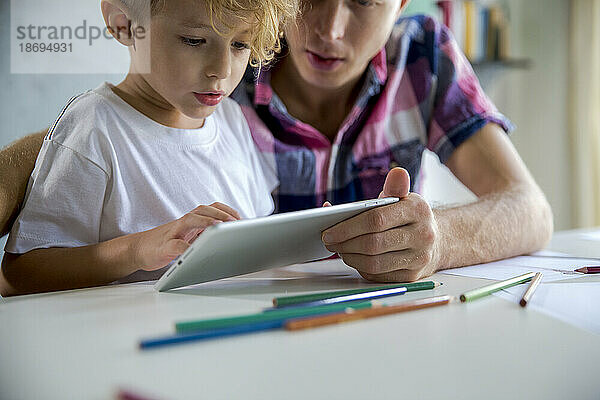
[0,203,240,296]
[1,235,138,295]
[0,131,46,236]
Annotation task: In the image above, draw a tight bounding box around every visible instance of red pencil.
[575,266,600,274]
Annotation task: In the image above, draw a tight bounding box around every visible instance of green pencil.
[459,272,536,302]
[175,301,373,333]
[273,281,441,307]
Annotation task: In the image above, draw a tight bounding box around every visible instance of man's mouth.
[306,50,345,71]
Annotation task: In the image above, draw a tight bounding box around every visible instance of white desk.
[1,230,599,400]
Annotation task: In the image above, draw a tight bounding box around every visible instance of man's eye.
[181,37,206,46]
[356,0,375,6]
[232,41,250,51]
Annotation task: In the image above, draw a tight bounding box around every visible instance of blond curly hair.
[120,0,297,66]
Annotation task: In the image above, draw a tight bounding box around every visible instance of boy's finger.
[189,205,237,221]
[210,202,242,220]
[178,214,223,232]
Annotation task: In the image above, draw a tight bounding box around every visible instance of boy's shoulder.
[45,82,133,172]
[47,82,122,145]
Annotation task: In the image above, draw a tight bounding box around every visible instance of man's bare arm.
[322,123,554,282]
[432,124,553,273]
[0,131,45,236]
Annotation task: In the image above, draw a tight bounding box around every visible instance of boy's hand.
[132,203,241,271]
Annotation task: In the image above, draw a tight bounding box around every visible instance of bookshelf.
[403,0,531,70]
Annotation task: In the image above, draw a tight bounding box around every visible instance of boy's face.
[284,0,405,91]
[131,0,253,122]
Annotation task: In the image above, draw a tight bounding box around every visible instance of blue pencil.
[141,301,376,349]
[139,320,284,350]
[263,286,408,311]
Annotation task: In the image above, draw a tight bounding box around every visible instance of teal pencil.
[273,281,441,307]
[175,301,374,333]
[264,286,408,310]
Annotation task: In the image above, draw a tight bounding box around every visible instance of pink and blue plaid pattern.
[233,15,513,213]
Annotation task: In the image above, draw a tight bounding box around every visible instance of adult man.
[0,0,553,283]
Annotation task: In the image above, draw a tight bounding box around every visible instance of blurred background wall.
[407,0,572,232]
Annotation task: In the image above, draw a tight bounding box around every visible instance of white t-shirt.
[5,83,278,280]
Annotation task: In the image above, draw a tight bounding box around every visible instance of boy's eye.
[355,0,375,6]
[231,41,250,51]
[180,36,206,46]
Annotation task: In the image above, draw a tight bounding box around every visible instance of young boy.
[0,0,298,296]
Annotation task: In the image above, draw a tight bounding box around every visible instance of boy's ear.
[101,0,135,47]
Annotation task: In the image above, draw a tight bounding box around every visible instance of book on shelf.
[434,0,511,64]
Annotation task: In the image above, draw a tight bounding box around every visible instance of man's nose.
[313,0,347,42]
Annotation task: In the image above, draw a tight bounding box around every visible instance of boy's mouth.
[193,91,224,107]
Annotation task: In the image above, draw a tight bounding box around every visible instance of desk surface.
[1,230,599,400]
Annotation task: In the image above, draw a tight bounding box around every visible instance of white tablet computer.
[154,197,399,291]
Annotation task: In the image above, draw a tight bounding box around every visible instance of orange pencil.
[285,295,452,331]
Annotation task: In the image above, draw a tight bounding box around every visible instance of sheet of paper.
[439,251,593,282]
[578,230,600,241]
[493,282,600,335]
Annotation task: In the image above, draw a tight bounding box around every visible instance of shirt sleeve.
[5,139,108,254]
[425,16,514,164]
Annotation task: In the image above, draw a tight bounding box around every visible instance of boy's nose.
[204,47,231,79]
[313,0,348,42]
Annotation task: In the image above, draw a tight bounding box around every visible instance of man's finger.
[324,227,416,255]
[339,249,424,275]
[379,167,410,198]
[322,194,423,244]
[358,268,422,283]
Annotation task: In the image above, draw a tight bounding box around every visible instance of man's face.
[131,0,253,121]
[284,0,405,90]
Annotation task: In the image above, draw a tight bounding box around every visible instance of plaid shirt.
[233,15,513,213]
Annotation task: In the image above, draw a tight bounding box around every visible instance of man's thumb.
[378,167,410,199]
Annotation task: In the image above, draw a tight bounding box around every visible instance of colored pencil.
[140,320,285,349]
[285,295,452,331]
[264,286,408,310]
[519,272,543,307]
[116,389,161,400]
[175,301,373,333]
[574,266,600,274]
[273,281,441,307]
[459,272,536,302]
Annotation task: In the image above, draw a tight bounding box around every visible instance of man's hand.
[131,203,241,271]
[322,168,441,282]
